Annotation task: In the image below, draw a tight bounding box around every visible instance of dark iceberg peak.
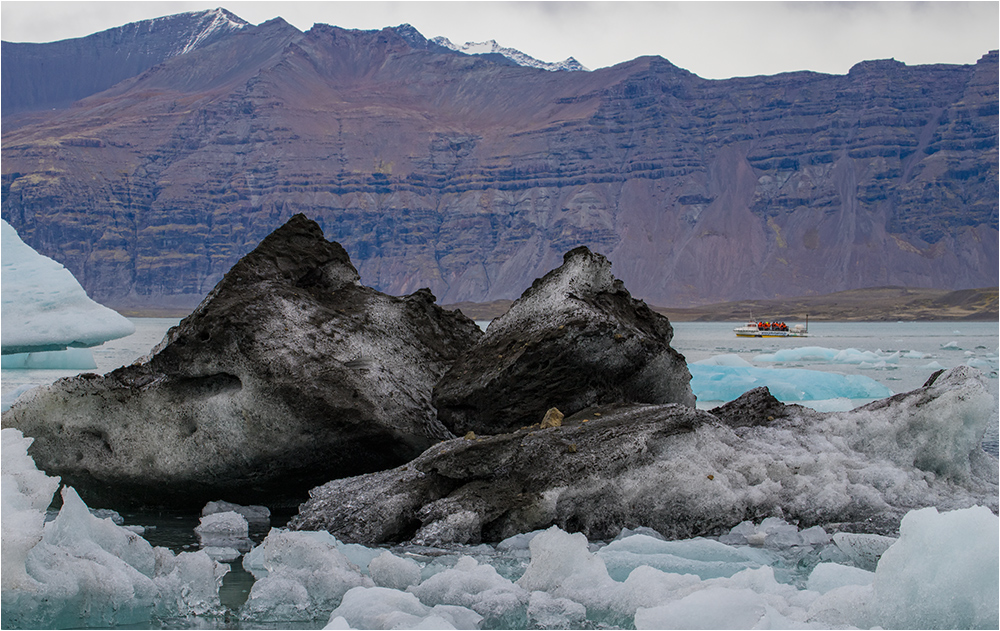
[433,245,694,435]
[711,386,805,429]
[512,245,669,342]
[521,246,620,310]
[225,213,359,290]
[1,213,480,509]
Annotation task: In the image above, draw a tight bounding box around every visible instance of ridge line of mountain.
[2,9,997,311]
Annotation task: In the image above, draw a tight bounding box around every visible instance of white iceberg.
[865,505,999,628]
[194,511,254,553]
[240,529,373,622]
[1,219,134,355]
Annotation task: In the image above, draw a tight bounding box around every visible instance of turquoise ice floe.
[754,346,900,365]
[688,361,893,403]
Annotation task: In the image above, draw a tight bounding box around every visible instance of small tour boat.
[734,316,808,338]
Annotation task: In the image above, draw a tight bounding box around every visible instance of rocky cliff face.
[2,12,996,309]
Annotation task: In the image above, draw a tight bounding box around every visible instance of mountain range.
[1,8,997,312]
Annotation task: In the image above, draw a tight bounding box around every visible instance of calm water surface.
[672,319,999,397]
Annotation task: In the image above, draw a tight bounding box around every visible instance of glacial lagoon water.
[3,319,998,414]
[2,318,998,629]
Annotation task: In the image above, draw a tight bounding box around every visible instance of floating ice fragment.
[941,341,961,350]
[613,525,667,541]
[408,555,528,627]
[195,511,253,552]
[517,526,620,614]
[369,550,421,590]
[202,500,271,530]
[754,346,902,366]
[799,397,857,412]
[598,534,773,581]
[324,614,354,629]
[89,508,124,525]
[1,429,228,628]
[328,586,480,630]
[868,505,999,629]
[806,562,874,594]
[496,529,544,554]
[719,517,829,550]
[754,346,839,362]
[966,357,996,370]
[201,546,242,562]
[527,590,587,629]
[634,586,770,629]
[239,529,372,622]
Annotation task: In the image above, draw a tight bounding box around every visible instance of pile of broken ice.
[3,426,996,629]
[1,429,227,629]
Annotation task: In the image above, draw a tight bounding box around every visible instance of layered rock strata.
[1,14,996,310]
[1,214,481,508]
[433,246,694,435]
[291,366,998,545]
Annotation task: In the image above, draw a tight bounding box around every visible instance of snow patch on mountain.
[178,8,250,54]
[431,36,588,72]
[124,7,248,57]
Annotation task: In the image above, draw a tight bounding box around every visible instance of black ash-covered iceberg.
[433,246,694,436]
[292,366,998,545]
[1,214,482,508]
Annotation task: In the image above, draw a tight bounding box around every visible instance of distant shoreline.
[116,286,998,322]
[444,287,999,322]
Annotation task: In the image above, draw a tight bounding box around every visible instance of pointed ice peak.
[431,35,588,72]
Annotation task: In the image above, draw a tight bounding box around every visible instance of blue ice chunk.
[754,346,839,363]
[692,354,753,367]
[755,346,899,365]
[1,348,97,370]
[597,534,775,581]
[689,364,893,403]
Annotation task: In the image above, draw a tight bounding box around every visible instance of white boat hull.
[734,330,807,338]
[734,321,808,338]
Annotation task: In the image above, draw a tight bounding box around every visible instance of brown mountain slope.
[2,16,997,311]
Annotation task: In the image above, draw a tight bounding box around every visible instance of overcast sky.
[2,1,997,79]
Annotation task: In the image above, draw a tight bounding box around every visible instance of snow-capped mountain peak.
[431,35,588,72]
[178,8,250,54]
